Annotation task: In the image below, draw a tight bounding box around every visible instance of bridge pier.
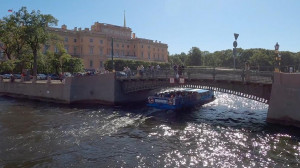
[267,72,300,127]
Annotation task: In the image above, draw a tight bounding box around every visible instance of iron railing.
[116,67,274,84]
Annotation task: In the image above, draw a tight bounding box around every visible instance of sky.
[0,0,300,55]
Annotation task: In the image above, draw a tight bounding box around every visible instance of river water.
[0,92,299,168]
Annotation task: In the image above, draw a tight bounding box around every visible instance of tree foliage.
[169,47,300,71]
[104,59,170,71]
[186,47,202,66]
[0,6,58,76]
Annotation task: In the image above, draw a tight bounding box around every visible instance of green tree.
[0,60,15,73]
[44,43,83,74]
[186,47,202,66]
[249,51,273,70]
[0,13,27,60]
[15,7,58,76]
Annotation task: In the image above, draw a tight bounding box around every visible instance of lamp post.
[274,42,281,72]
[233,33,239,69]
[111,37,115,72]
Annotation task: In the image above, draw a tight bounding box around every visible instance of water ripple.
[0,93,300,167]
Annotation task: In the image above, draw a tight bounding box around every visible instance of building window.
[142,45,144,48]
[127,45,129,48]
[74,46,77,54]
[134,52,136,56]
[0,48,3,59]
[81,38,83,42]
[55,46,58,53]
[43,45,49,53]
[148,46,150,49]
[89,46,94,54]
[100,48,103,56]
[100,40,103,44]
[127,52,129,55]
[141,52,144,58]
[122,44,124,48]
[90,38,93,43]
[117,43,119,48]
[100,61,103,68]
[148,52,150,59]
[134,45,135,48]
[64,46,69,53]
[74,39,77,43]
[64,37,68,42]
[90,60,93,67]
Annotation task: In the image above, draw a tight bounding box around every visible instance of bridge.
[117,68,300,127]
[117,68,273,104]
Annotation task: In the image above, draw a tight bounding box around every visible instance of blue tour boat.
[147,88,214,110]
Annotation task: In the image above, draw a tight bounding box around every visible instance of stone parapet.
[267,72,300,127]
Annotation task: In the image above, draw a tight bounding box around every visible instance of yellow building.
[46,21,168,71]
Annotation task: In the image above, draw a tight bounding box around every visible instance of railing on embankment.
[117,68,273,104]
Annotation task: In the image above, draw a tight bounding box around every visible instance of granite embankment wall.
[69,73,116,104]
[267,72,300,127]
[0,73,119,105]
[0,73,152,105]
[0,78,71,103]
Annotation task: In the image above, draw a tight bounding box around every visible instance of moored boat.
[147,88,214,110]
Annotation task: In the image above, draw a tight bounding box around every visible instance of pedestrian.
[173,64,178,77]
[59,73,63,82]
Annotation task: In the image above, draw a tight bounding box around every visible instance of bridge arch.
[119,78,272,104]
[177,84,269,104]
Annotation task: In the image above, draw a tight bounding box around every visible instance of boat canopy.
[159,88,210,95]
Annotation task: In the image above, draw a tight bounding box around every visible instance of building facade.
[46,22,168,71]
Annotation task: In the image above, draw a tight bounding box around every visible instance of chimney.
[132,33,136,39]
[74,27,77,31]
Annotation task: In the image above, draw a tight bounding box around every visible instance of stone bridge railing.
[117,68,273,104]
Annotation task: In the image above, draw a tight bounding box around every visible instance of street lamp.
[111,37,115,72]
[233,33,239,69]
[274,42,281,72]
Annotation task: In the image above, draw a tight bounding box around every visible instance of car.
[13,74,21,79]
[37,74,47,80]
[116,71,127,78]
[64,72,72,77]
[74,72,86,76]
[2,74,12,79]
[48,74,59,80]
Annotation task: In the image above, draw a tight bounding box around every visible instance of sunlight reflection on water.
[0,92,300,167]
